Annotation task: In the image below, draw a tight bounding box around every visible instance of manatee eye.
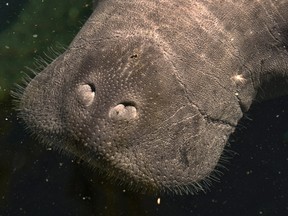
[77,83,96,106]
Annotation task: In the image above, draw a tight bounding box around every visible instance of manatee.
[16,0,288,194]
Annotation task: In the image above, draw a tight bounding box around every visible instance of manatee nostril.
[121,101,136,107]
[77,84,96,106]
[88,83,96,92]
[109,101,138,120]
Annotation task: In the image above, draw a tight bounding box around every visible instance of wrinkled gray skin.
[19,0,288,194]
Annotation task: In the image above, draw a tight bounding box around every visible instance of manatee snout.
[77,83,138,120]
[77,83,138,122]
[19,34,236,194]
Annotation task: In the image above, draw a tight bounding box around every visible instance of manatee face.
[18,34,236,194]
[19,0,288,194]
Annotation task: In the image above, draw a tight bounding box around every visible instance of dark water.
[1,1,288,215]
[0,0,28,31]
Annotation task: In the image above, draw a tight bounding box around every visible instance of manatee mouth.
[109,101,138,120]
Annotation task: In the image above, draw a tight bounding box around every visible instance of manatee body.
[18,0,288,194]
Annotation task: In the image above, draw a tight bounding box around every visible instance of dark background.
[0,1,288,215]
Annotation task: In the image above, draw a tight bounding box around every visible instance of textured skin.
[19,0,288,194]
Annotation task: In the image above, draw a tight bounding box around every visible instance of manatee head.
[18,33,237,194]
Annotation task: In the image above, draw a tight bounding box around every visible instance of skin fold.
[18,0,288,194]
